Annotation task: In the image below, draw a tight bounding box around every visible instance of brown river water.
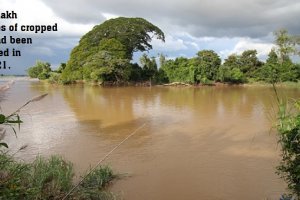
[1,79,300,200]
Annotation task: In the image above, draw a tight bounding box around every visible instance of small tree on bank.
[27,61,51,80]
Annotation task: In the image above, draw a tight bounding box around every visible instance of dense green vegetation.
[277,99,300,199]
[0,153,117,200]
[272,29,300,198]
[27,19,299,85]
[61,17,165,84]
[159,29,299,85]
[27,61,51,80]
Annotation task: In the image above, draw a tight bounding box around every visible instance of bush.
[217,66,246,83]
[48,72,62,84]
[277,100,300,198]
[27,61,52,79]
[37,71,50,80]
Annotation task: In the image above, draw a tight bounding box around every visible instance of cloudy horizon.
[0,0,299,75]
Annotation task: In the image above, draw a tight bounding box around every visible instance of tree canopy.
[61,17,165,83]
[29,26,300,85]
[27,61,51,80]
[194,50,221,82]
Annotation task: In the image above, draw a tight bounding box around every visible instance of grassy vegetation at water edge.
[0,152,118,200]
[276,99,300,200]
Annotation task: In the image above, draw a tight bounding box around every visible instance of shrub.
[27,61,52,79]
[48,72,62,84]
[277,100,300,199]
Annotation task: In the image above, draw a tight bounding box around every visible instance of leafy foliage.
[27,61,52,80]
[194,50,221,82]
[257,29,299,84]
[217,66,246,83]
[161,57,194,83]
[56,63,66,73]
[28,27,299,85]
[272,30,300,194]
[239,50,263,78]
[258,49,280,83]
[274,29,299,63]
[160,50,245,84]
[0,113,22,148]
[140,54,158,82]
[48,72,62,84]
[277,100,300,198]
[62,17,165,83]
[81,42,132,83]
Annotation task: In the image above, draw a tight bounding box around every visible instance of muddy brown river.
[1,79,300,200]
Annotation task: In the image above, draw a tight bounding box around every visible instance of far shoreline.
[1,76,299,88]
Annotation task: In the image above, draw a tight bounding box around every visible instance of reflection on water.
[1,80,300,200]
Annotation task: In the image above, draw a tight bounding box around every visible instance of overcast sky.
[0,0,299,75]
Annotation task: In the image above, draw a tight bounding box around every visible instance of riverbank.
[158,81,300,88]
[2,76,300,89]
[0,152,118,199]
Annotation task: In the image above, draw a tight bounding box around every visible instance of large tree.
[269,29,299,82]
[139,54,157,82]
[81,38,131,82]
[274,29,299,63]
[222,54,241,69]
[239,50,263,78]
[161,57,194,83]
[194,50,221,82]
[62,17,165,83]
[258,49,279,83]
[218,54,246,83]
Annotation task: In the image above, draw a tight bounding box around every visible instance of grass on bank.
[0,152,118,200]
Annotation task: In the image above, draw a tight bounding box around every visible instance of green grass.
[0,153,117,200]
[74,166,118,200]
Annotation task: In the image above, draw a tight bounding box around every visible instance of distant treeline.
[27,17,300,85]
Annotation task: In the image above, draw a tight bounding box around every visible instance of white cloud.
[176,32,217,43]
[0,0,94,37]
[220,38,275,60]
[40,0,300,38]
[185,41,200,51]
[151,35,188,52]
[28,46,54,56]
[102,13,119,20]
[43,38,79,49]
